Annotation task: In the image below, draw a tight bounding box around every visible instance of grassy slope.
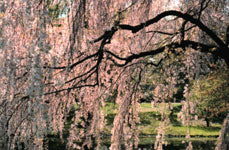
[103,102,221,137]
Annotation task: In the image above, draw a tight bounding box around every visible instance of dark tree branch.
[44,9,228,94]
[181,21,188,42]
[49,9,227,74]
[146,30,175,35]
[44,84,97,95]
[198,0,211,20]
[64,65,97,84]
[105,40,216,67]
[118,10,228,50]
[44,52,98,70]
[146,57,165,67]
[226,26,229,46]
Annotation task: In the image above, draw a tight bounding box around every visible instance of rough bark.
[216,113,229,150]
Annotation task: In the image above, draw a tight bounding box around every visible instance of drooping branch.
[45,39,217,93]
[44,52,99,70]
[226,26,229,46]
[64,65,97,84]
[105,40,216,67]
[44,84,98,96]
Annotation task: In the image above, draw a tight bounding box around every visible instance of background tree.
[190,68,229,127]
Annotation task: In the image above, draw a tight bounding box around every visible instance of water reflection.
[136,137,216,150]
[48,137,217,150]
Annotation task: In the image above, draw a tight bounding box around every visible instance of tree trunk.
[215,113,229,150]
[0,115,8,150]
[205,118,210,127]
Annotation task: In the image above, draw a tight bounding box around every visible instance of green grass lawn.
[103,102,221,137]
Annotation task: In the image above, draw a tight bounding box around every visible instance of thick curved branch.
[105,40,216,66]
[119,10,227,50]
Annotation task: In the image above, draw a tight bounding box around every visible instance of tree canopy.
[190,68,229,127]
[0,0,229,149]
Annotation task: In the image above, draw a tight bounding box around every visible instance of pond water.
[137,137,216,150]
[48,136,217,150]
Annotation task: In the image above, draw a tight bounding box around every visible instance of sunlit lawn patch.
[167,125,221,136]
[102,102,221,137]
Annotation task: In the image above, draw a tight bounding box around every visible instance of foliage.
[140,50,217,103]
[190,69,229,126]
[0,0,229,149]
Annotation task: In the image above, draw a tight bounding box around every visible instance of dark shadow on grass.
[170,114,182,126]
[192,125,221,131]
[105,113,116,125]
[139,112,159,125]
